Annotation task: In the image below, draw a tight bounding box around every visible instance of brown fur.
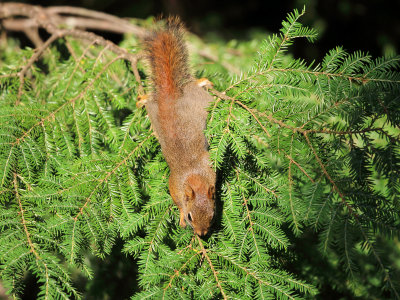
[144,17,216,236]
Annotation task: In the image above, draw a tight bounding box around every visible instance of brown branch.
[235,100,272,138]
[64,38,86,74]
[46,5,146,37]
[61,39,97,99]
[24,26,43,48]
[196,236,228,300]
[13,172,40,259]
[63,16,142,35]
[130,53,145,96]
[305,127,384,136]
[0,73,18,78]
[217,93,294,134]
[0,3,142,70]
[234,170,261,257]
[209,87,231,101]
[52,28,133,59]
[302,132,356,215]
[240,169,278,198]
[284,153,315,183]
[211,88,272,138]
[17,32,61,105]
[163,251,200,297]
[2,18,37,31]
[10,23,140,104]
[2,19,43,47]
[287,134,301,232]
[1,2,144,100]
[0,3,146,37]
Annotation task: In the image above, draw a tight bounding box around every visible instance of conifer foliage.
[0,5,399,299]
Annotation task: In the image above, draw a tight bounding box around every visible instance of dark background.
[9,0,400,62]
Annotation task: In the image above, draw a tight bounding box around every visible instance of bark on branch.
[0,2,148,104]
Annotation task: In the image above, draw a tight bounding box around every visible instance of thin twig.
[130,53,145,96]
[17,32,61,105]
[13,172,40,258]
[196,236,228,300]
[211,88,272,138]
[302,132,355,215]
[284,153,315,183]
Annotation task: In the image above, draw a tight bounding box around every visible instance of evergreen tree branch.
[13,172,55,299]
[357,218,400,299]
[284,152,315,183]
[13,172,39,259]
[162,251,200,297]
[268,8,306,69]
[240,170,278,198]
[302,132,353,213]
[235,170,262,257]
[288,135,302,234]
[213,252,311,299]
[73,133,152,221]
[197,236,228,300]
[211,88,272,137]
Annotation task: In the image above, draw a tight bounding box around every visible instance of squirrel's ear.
[184,183,195,200]
[207,185,215,199]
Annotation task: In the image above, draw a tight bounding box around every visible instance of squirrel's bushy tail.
[144,17,191,100]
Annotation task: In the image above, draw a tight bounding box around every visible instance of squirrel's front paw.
[136,94,149,108]
[196,78,213,89]
[179,212,187,228]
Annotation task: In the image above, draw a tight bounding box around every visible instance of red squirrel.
[142,18,216,236]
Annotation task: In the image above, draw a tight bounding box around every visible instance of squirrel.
[142,17,216,236]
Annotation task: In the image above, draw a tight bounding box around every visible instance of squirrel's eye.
[187,212,192,222]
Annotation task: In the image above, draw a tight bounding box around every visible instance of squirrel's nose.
[195,229,208,236]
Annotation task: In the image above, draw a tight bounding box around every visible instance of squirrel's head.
[183,174,215,236]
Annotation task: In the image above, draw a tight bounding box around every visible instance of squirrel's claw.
[196,78,213,89]
[136,94,149,108]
